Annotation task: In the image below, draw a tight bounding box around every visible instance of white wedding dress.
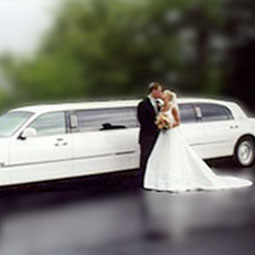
[143,105,253,193]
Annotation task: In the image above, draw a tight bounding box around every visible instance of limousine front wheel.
[234,137,255,167]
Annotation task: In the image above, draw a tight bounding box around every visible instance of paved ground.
[0,158,254,255]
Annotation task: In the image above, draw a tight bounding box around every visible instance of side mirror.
[20,128,37,140]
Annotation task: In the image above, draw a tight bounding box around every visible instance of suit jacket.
[137,97,159,145]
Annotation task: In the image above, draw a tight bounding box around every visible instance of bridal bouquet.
[155,112,173,130]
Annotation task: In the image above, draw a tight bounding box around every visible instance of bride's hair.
[163,90,177,102]
[163,89,179,114]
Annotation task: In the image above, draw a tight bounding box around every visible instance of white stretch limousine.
[0,98,254,186]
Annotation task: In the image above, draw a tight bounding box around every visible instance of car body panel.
[0,97,254,186]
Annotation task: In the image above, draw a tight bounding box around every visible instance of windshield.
[0,111,34,137]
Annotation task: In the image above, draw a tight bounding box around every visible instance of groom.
[137,82,163,187]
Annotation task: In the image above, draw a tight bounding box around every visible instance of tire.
[234,137,255,167]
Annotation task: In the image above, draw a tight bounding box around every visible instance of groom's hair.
[149,82,162,93]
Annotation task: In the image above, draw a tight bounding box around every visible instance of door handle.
[230,125,239,129]
[54,142,68,147]
[56,138,64,141]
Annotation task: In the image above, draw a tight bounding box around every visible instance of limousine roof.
[11,97,236,114]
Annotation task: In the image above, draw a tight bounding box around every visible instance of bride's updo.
[163,89,179,113]
[163,90,176,102]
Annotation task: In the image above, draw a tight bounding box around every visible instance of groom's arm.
[137,101,146,126]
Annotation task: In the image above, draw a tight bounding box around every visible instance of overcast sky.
[0,0,62,55]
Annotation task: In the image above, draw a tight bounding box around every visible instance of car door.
[178,103,208,159]
[198,103,240,158]
[70,107,139,177]
[99,107,139,171]
[9,111,72,185]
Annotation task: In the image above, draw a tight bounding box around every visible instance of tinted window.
[199,104,233,122]
[179,104,197,123]
[74,107,137,132]
[29,112,66,136]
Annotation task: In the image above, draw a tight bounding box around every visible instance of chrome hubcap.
[238,141,254,165]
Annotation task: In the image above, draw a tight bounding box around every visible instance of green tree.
[0,0,253,111]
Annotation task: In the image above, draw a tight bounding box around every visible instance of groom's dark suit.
[137,97,160,186]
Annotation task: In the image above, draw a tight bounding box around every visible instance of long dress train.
[143,106,253,192]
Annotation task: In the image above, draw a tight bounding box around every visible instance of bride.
[143,90,253,193]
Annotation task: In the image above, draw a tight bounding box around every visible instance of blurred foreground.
[0,158,254,255]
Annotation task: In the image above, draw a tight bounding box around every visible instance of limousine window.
[0,111,33,137]
[179,104,198,123]
[199,103,234,122]
[73,107,137,132]
[29,112,66,136]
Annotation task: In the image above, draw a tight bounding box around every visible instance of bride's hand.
[172,122,180,128]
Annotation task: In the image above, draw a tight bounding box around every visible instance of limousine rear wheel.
[234,137,255,167]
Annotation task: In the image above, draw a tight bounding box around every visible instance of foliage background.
[0,0,254,113]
